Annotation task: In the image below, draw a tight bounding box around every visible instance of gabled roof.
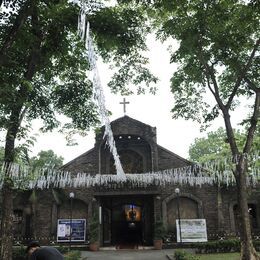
[110,115,154,128]
[62,115,192,170]
[61,148,95,169]
[157,144,192,165]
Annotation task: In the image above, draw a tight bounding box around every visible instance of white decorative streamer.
[0,153,259,190]
[78,1,126,180]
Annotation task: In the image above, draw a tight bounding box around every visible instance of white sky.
[0,35,250,164]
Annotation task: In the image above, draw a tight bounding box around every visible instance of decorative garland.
[78,1,126,180]
[0,153,259,190]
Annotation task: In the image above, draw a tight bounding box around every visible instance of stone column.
[51,203,58,235]
[217,186,225,235]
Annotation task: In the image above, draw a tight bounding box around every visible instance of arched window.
[13,209,23,237]
[167,197,199,232]
[110,150,143,174]
[233,203,258,230]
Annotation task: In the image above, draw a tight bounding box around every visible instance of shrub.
[154,220,166,240]
[253,240,260,251]
[54,245,69,254]
[13,246,26,260]
[195,239,240,254]
[64,250,81,260]
[174,249,199,260]
[89,212,100,243]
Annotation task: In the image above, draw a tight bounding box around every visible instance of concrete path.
[81,249,174,260]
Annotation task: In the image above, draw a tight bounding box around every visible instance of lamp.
[69,192,75,250]
[175,188,182,243]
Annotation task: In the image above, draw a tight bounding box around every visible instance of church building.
[11,115,260,247]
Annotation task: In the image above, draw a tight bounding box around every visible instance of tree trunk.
[0,183,14,260]
[217,186,225,234]
[236,158,260,260]
[0,105,22,260]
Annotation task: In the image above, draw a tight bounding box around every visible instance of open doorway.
[101,195,154,248]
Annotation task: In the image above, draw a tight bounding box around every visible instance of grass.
[171,252,242,260]
[64,250,81,260]
[196,253,240,260]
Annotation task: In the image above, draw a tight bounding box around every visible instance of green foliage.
[174,249,199,260]
[172,239,260,255]
[189,128,231,163]
[0,133,36,165]
[30,149,64,169]
[195,239,241,254]
[196,252,240,260]
[188,126,260,176]
[0,0,99,145]
[12,246,26,260]
[0,146,4,161]
[90,4,158,94]
[64,250,81,260]
[189,127,260,164]
[154,220,166,240]
[89,211,100,243]
[0,147,64,169]
[0,0,157,152]
[150,0,259,130]
[54,245,69,254]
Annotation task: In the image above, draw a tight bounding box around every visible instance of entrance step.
[117,244,138,249]
[100,247,117,251]
[99,246,154,251]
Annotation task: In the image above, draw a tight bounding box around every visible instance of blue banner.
[57,219,86,242]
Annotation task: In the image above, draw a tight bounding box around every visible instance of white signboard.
[176,219,207,242]
[57,224,66,237]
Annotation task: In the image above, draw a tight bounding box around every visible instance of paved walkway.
[81,249,174,260]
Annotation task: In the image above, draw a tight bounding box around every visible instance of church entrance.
[100,195,154,247]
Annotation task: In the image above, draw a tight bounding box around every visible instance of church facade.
[11,116,260,246]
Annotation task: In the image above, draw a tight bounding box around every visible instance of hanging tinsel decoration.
[77,0,126,180]
[0,153,259,190]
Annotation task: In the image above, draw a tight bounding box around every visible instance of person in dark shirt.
[26,241,64,260]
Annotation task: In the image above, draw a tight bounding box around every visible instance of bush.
[154,220,166,240]
[13,246,26,260]
[64,250,81,260]
[89,212,100,243]
[253,240,260,251]
[195,239,240,254]
[174,249,199,260]
[54,245,69,254]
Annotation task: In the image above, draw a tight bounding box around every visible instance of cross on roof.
[120,98,130,115]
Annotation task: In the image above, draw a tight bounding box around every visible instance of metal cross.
[120,98,130,115]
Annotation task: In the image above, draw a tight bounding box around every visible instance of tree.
[30,149,64,169]
[189,127,260,164]
[147,1,259,259]
[30,149,64,239]
[189,127,231,163]
[0,1,155,258]
[0,146,4,162]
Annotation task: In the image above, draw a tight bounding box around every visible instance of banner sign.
[176,219,207,242]
[57,219,86,242]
